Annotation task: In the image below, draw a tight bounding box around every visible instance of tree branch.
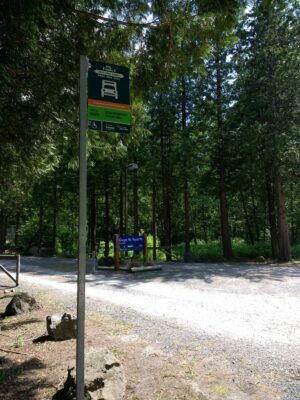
[73,8,159,29]
[0,347,28,356]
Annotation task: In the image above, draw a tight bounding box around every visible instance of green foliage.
[1,1,299,262]
[18,216,40,251]
[190,241,223,260]
[56,225,78,257]
[231,240,272,259]
[172,240,272,261]
[172,239,264,261]
[97,240,114,258]
[182,239,300,261]
[291,245,300,261]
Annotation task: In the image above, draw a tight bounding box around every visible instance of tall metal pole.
[124,167,128,235]
[77,55,88,400]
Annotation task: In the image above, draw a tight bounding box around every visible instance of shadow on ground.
[83,263,300,289]
[0,356,53,400]
[1,257,300,290]
[33,334,53,343]
[0,318,43,331]
[0,284,16,291]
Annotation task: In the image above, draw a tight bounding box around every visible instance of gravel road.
[1,257,300,399]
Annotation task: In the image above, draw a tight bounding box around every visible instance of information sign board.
[88,60,131,133]
[118,235,145,251]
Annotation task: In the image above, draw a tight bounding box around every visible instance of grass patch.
[180,360,195,380]
[15,335,24,348]
[213,385,230,396]
[162,367,177,378]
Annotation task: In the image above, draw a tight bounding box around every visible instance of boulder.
[4,292,40,316]
[47,313,77,341]
[52,347,126,400]
[3,289,15,294]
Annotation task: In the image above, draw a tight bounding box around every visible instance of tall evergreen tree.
[233,0,300,261]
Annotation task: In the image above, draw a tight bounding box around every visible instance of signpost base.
[113,234,160,273]
[131,265,162,273]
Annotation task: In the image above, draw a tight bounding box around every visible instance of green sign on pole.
[88,60,131,133]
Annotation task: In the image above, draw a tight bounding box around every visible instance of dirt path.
[1,257,300,399]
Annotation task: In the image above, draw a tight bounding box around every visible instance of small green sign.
[88,60,131,133]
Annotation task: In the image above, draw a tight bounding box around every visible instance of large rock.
[47,313,77,340]
[4,292,40,316]
[52,347,126,400]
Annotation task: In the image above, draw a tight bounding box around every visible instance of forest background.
[0,0,299,263]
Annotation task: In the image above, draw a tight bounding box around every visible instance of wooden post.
[143,234,147,265]
[114,235,120,270]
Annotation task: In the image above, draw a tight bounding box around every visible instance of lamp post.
[124,163,138,236]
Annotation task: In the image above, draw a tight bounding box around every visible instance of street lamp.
[124,163,138,235]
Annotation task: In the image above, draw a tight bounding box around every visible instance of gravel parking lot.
[1,257,300,399]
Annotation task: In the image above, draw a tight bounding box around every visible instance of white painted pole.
[77,55,88,400]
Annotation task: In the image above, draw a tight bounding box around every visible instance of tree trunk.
[15,214,20,248]
[240,191,254,245]
[52,172,57,251]
[201,202,208,244]
[289,183,296,245]
[216,51,233,259]
[190,207,198,245]
[159,96,172,261]
[90,180,97,254]
[163,185,172,261]
[296,218,300,244]
[181,77,190,258]
[275,175,291,261]
[266,180,279,258]
[160,149,172,261]
[152,175,157,261]
[0,211,7,251]
[119,169,124,235]
[219,168,233,258]
[104,171,110,258]
[133,158,139,235]
[263,198,267,242]
[250,185,260,241]
[38,197,43,254]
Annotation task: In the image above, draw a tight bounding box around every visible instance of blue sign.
[117,235,145,251]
